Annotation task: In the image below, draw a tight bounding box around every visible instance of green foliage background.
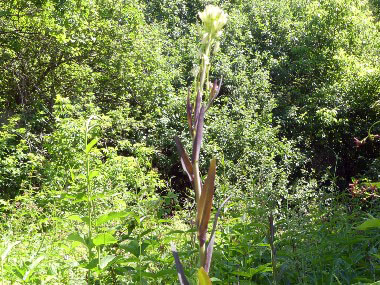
[0,0,379,283]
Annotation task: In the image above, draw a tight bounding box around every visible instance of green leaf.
[23,255,45,281]
[198,267,212,285]
[90,193,106,201]
[92,233,117,246]
[67,215,89,226]
[80,258,98,270]
[154,269,177,277]
[1,241,21,262]
[96,211,132,226]
[73,192,87,203]
[67,232,87,247]
[99,255,117,270]
[89,170,99,180]
[356,218,380,230]
[120,240,149,257]
[232,263,272,278]
[86,138,99,154]
[256,243,270,247]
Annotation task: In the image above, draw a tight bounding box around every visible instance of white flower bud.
[198,5,228,36]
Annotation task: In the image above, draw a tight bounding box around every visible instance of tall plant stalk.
[84,116,99,284]
[172,5,229,283]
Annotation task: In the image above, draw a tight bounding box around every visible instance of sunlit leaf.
[1,241,21,262]
[23,255,45,281]
[89,170,99,180]
[95,211,132,226]
[92,233,117,246]
[356,218,380,230]
[198,158,216,246]
[85,138,99,154]
[99,255,117,270]
[67,232,87,247]
[198,267,212,285]
[67,215,89,226]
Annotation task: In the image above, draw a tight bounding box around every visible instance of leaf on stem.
[85,137,99,154]
[99,255,117,270]
[23,255,45,281]
[1,241,20,263]
[174,136,194,183]
[356,218,380,230]
[67,232,87,247]
[198,267,212,285]
[205,195,231,273]
[92,233,117,246]
[206,78,223,111]
[192,106,205,162]
[194,90,202,129]
[95,211,132,226]
[197,158,216,246]
[171,242,189,285]
[187,88,193,137]
[209,79,218,101]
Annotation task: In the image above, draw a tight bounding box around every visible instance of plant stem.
[269,214,278,285]
[85,123,93,284]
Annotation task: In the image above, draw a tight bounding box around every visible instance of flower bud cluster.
[198,5,228,39]
[195,5,227,95]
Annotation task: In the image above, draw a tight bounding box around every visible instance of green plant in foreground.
[66,116,124,283]
[171,5,229,284]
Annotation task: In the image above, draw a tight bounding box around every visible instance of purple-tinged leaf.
[198,158,216,248]
[171,243,189,285]
[186,88,193,137]
[192,106,205,162]
[194,90,202,129]
[174,136,193,183]
[206,78,223,111]
[205,194,232,273]
[209,79,218,101]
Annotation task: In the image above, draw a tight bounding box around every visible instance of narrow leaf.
[198,267,212,285]
[356,218,380,230]
[205,195,232,273]
[198,158,216,247]
[85,137,99,154]
[171,243,189,285]
[1,241,20,262]
[23,255,45,281]
[92,233,117,246]
[174,136,194,182]
[209,79,217,101]
[206,78,223,112]
[193,90,202,129]
[192,106,205,162]
[186,88,193,137]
